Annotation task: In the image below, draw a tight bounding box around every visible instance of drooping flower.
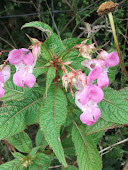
[80,106,101,126]
[80,85,104,105]
[13,69,36,88]
[8,48,36,88]
[75,91,102,126]
[0,65,10,97]
[82,51,119,88]
[75,39,96,59]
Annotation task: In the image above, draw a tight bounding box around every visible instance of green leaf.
[90,131,104,144]
[28,146,41,160]
[46,66,56,94]
[99,87,128,124]
[72,123,102,170]
[0,80,25,102]
[22,21,65,56]
[62,136,75,156]
[0,159,24,170]
[6,131,32,153]
[22,21,53,36]
[85,118,120,135]
[45,33,65,56]
[39,86,68,167]
[27,153,50,170]
[35,129,48,147]
[108,66,118,84]
[33,59,48,78]
[0,87,44,139]
[34,153,50,169]
[12,152,25,159]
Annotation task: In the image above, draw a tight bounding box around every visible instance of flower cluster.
[62,42,119,126]
[0,46,39,98]
[8,48,36,88]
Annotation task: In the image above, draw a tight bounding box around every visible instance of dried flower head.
[97,1,119,16]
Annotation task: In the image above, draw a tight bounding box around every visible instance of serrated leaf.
[6,131,32,153]
[12,152,25,159]
[46,67,56,94]
[0,87,44,139]
[22,21,65,57]
[85,118,120,135]
[72,123,102,170]
[27,153,50,170]
[28,146,41,160]
[0,80,25,102]
[36,129,48,147]
[33,59,48,78]
[39,86,68,167]
[22,21,53,36]
[33,153,50,169]
[44,33,64,56]
[90,131,104,144]
[99,87,128,124]
[0,159,24,170]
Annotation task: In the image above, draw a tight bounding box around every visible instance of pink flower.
[97,72,109,88]
[80,85,104,105]
[104,52,119,67]
[80,106,101,126]
[8,48,36,88]
[0,65,10,97]
[75,91,101,126]
[72,71,87,91]
[13,70,36,88]
[82,51,119,88]
[8,48,34,66]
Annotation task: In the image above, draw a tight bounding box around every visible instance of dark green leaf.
[72,123,102,170]
[46,66,56,94]
[0,159,24,170]
[0,87,44,139]
[85,118,120,135]
[6,131,32,153]
[22,21,53,36]
[99,87,128,124]
[39,86,68,167]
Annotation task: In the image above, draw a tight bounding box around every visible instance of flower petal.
[0,84,5,97]
[13,71,24,87]
[80,85,104,105]
[97,72,109,88]
[2,65,11,82]
[87,66,102,85]
[8,49,22,65]
[80,86,90,105]
[23,71,36,88]
[21,48,34,65]
[80,107,101,126]
[104,52,119,67]
[0,72,4,83]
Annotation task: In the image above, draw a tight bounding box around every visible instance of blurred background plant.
[0,0,127,169]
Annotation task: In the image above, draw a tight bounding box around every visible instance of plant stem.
[108,12,128,79]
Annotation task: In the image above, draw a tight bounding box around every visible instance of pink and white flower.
[75,84,104,125]
[82,51,119,88]
[8,48,36,88]
[0,65,10,97]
